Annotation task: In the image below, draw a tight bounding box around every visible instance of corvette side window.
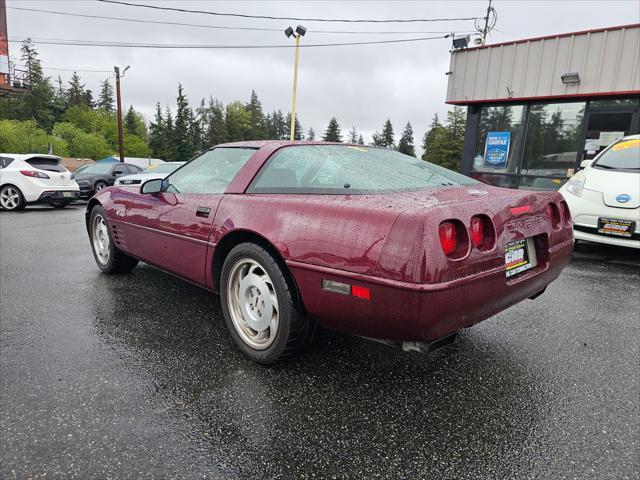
[165,148,256,194]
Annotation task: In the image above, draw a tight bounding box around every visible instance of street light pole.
[114,65,130,163]
[285,25,306,142]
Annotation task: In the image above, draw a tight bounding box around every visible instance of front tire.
[220,243,314,364]
[0,185,26,211]
[94,181,107,194]
[89,205,138,274]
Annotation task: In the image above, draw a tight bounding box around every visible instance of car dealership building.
[446,24,640,190]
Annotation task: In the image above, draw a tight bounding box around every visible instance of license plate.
[505,238,536,278]
[597,217,635,238]
[63,191,74,198]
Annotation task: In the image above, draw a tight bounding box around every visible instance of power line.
[11,62,112,73]
[97,0,481,24]
[9,6,474,35]
[7,34,450,49]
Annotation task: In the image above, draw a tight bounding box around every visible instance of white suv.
[0,154,80,211]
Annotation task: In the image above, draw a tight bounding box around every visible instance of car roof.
[213,140,357,149]
[0,153,62,161]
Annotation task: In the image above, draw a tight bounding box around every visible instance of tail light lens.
[20,170,50,179]
[546,203,561,230]
[560,200,571,225]
[470,217,484,248]
[439,222,458,256]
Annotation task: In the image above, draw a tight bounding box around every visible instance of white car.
[115,161,185,188]
[0,154,80,211]
[560,135,639,249]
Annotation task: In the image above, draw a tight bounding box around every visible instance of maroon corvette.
[86,141,573,363]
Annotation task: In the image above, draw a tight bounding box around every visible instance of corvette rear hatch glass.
[250,145,479,194]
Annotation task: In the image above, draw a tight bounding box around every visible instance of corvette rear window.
[249,145,478,194]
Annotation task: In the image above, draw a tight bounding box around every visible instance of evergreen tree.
[84,89,94,108]
[97,79,114,112]
[348,126,358,144]
[66,72,86,107]
[173,84,193,161]
[208,98,228,146]
[306,127,315,141]
[189,108,204,155]
[16,39,55,130]
[20,38,44,84]
[124,105,137,135]
[446,106,466,140]
[397,121,415,156]
[357,134,364,145]
[51,75,68,125]
[284,113,303,140]
[381,119,394,147]
[245,90,265,140]
[307,127,316,141]
[148,102,164,158]
[421,110,466,170]
[322,117,342,142]
[163,106,176,161]
[265,110,287,140]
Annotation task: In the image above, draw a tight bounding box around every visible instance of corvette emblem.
[616,193,631,203]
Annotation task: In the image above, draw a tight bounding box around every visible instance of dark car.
[75,163,142,198]
[86,141,573,364]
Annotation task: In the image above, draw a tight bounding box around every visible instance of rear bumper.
[35,190,80,204]
[78,185,95,198]
[573,225,640,248]
[289,239,573,342]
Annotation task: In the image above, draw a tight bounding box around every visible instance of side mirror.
[579,159,593,169]
[141,178,163,194]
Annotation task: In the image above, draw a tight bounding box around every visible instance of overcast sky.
[5,0,640,150]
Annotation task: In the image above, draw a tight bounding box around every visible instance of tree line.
[0,40,466,171]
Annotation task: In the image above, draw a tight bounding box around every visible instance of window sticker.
[483,132,511,168]
[612,139,640,151]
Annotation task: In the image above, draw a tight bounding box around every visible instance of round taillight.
[546,203,561,230]
[470,216,484,248]
[439,222,458,256]
[560,200,571,225]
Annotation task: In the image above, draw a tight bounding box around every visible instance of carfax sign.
[484,131,511,168]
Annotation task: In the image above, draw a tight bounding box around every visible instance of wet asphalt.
[1,205,639,480]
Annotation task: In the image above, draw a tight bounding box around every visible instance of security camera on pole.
[114,65,130,163]
[285,25,306,142]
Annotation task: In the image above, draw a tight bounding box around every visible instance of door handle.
[196,206,211,217]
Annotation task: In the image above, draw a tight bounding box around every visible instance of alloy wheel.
[92,214,110,265]
[0,187,21,210]
[227,258,280,350]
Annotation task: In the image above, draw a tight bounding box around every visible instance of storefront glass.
[521,102,586,178]
[472,105,526,174]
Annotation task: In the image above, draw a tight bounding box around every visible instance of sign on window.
[484,131,511,168]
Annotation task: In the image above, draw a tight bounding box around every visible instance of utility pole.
[285,25,306,141]
[481,0,493,45]
[114,65,129,163]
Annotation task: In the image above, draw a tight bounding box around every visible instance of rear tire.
[0,185,26,211]
[220,242,315,364]
[89,205,138,274]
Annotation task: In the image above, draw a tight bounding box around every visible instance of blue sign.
[616,193,631,203]
[484,131,511,168]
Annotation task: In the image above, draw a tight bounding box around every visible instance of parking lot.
[1,204,638,479]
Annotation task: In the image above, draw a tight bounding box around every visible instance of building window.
[521,102,586,177]
[473,105,526,174]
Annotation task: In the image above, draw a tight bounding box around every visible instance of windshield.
[250,145,478,194]
[76,164,113,175]
[143,163,182,174]
[593,138,640,171]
